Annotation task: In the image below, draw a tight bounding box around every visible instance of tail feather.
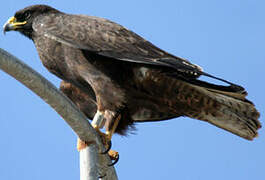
[149,71,261,140]
[209,91,260,139]
[184,83,261,140]
[206,88,247,101]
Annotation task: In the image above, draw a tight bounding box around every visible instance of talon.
[108,150,119,166]
[94,130,112,154]
[101,140,112,154]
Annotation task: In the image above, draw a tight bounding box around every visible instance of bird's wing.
[33,13,243,89]
[33,14,203,75]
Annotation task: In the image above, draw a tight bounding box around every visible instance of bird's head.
[3,4,58,39]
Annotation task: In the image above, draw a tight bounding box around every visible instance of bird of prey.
[3,4,261,159]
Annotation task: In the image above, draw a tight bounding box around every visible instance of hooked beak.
[3,16,27,34]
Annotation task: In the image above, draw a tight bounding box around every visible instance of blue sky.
[0,0,264,179]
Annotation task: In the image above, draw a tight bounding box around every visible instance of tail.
[184,82,261,140]
[141,69,261,140]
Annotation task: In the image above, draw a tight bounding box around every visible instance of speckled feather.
[8,5,261,138]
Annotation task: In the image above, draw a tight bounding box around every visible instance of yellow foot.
[91,123,120,165]
[77,138,88,151]
[108,150,119,160]
[92,124,112,152]
[108,150,119,166]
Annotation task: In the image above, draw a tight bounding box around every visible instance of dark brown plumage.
[4,4,261,139]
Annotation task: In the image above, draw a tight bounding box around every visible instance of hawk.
[3,5,261,160]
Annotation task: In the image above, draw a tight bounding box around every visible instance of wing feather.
[33,14,201,73]
[33,13,243,89]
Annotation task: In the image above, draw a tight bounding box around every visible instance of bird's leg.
[103,112,122,166]
[78,110,112,153]
[94,110,120,166]
[91,111,113,153]
[77,110,121,165]
[91,110,106,131]
[77,111,106,151]
[105,113,121,142]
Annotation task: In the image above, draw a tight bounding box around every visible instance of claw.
[100,140,112,154]
[108,154,119,166]
[108,150,119,166]
[91,110,121,165]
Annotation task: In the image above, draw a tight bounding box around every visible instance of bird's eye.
[24,12,31,20]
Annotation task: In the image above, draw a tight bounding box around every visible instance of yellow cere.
[8,16,27,27]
